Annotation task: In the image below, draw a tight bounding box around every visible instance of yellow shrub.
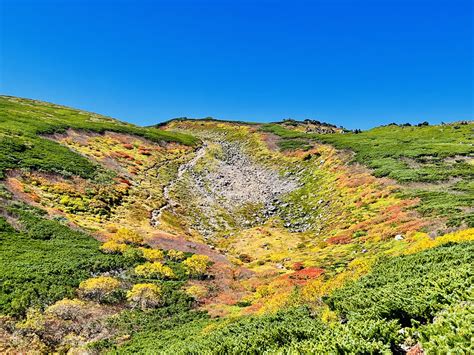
[435,228,474,245]
[78,276,121,302]
[45,299,87,320]
[183,254,210,277]
[167,249,185,261]
[257,291,292,315]
[254,285,270,299]
[139,248,164,262]
[100,240,127,254]
[401,229,474,256]
[113,228,143,245]
[127,283,162,310]
[16,308,45,332]
[185,285,208,300]
[134,262,175,279]
[347,257,375,277]
[301,278,325,303]
[320,306,338,324]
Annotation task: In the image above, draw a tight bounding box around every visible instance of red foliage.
[138,147,152,155]
[122,143,134,150]
[118,178,132,185]
[291,262,304,271]
[285,267,325,285]
[111,151,134,160]
[30,192,41,203]
[327,235,352,245]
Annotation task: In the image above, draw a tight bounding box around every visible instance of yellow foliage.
[127,283,162,310]
[45,299,87,320]
[185,285,208,300]
[347,257,375,277]
[320,306,338,324]
[139,248,164,262]
[183,254,210,277]
[78,276,121,301]
[100,240,127,254]
[113,228,143,245]
[255,285,270,299]
[403,228,474,255]
[257,291,292,314]
[134,262,175,279]
[167,249,185,261]
[16,308,45,332]
[301,278,325,302]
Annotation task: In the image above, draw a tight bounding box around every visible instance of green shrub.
[0,205,130,316]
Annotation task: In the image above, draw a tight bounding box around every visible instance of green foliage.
[111,243,474,353]
[0,96,198,179]
[414,301,474,353]
[277,139,312,151]
[327,242,474,326]
[0,205,130,317]
[122,307,400,354]
[105,283,208,353]
[261,122,474,227]
[0,135,97,179]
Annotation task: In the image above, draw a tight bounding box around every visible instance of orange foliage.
[327,235,352,245]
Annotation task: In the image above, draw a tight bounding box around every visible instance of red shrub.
[291,262,304,271]
[327,235,352,245]
[286,267,325,285]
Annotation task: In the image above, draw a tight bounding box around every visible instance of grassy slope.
[261,122,474,228]
[0,98,472,353]
[0,96,200,318]
[0,205,129,317]
[113,242,474,354]
[0,96,199,179]
[107,119,473,354]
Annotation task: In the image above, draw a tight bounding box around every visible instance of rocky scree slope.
[151,133,298,238]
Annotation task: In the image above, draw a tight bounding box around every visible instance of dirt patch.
[260,132,281,151]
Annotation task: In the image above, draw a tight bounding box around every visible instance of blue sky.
[1,0,472,129]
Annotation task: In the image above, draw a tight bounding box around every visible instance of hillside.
[0,96,473,353]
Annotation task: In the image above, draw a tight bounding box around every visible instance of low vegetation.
[0,97,472,353]
[261,121,474,228]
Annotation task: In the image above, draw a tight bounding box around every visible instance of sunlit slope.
[262,121,474,229]
[0,96,198,179]
[0,98,472,353]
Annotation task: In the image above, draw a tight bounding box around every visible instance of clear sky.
[1,0,472,129]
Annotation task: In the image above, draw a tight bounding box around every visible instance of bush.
[113,228,143,245]
[100,240,127,254]
[167,249,185,261]
[134,262,175,279]
[78,276,122,303]
[45,299,88,320]
[140,248,164,262]
[415,302,474,353]
[183,255,210,278]
[127,283,163,310]
[184,285,208,301]
[0,207,129,317]
[327,242,474,326]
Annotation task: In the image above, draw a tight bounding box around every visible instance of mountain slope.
[0,96,472,353]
